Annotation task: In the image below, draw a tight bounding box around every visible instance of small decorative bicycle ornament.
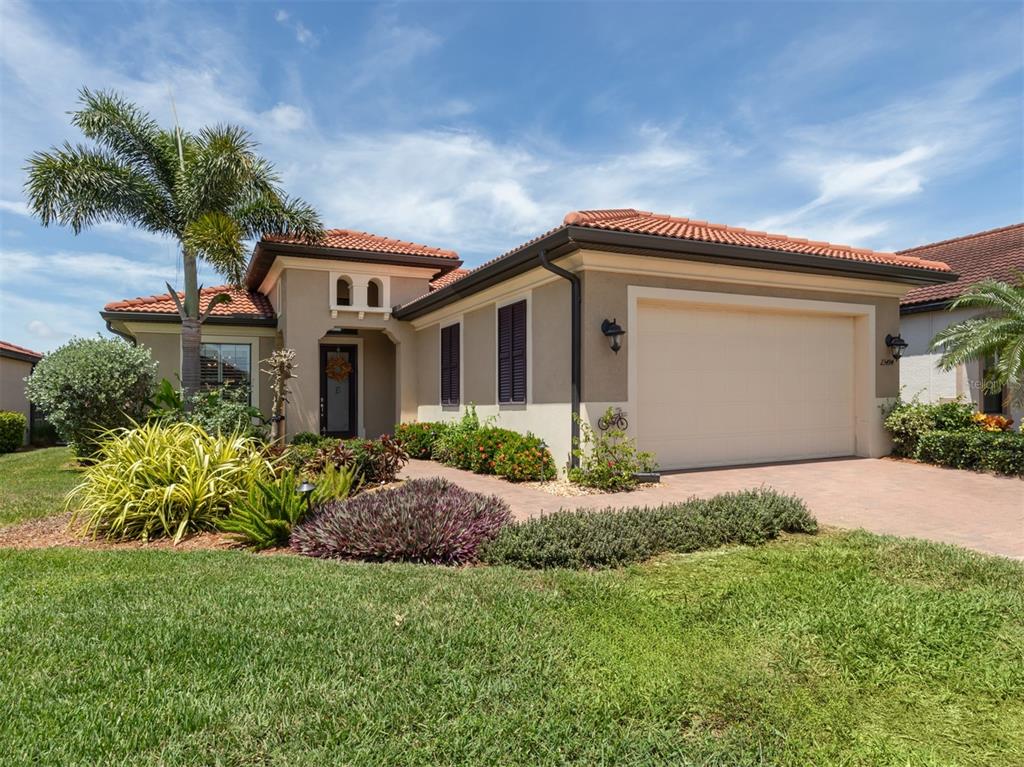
[598,408,628,431]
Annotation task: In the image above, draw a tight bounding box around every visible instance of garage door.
[636,300,855,470]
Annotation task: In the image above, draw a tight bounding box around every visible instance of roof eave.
[0,348,42,364]
[99,311,278,327]
[899,298,955,315]
[245,240,464,291]
[394,226,960,320]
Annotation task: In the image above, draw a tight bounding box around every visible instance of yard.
[0,447,81,527]
[2,530,1022,765]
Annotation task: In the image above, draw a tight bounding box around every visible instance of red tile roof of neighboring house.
[429,268,471,291]
[563,209,954,272]
[264,229,459,260]
[898,223,1024,307]
[0,340,43,361]
[103,286,276,319]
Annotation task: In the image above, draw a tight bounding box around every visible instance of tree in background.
[930,278,1024,410]
[24,88,322,400]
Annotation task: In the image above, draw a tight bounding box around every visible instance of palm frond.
[24,142,172,234]
[178,125,279,219]
[947,278,1024,318]
[232,191,323,241]
[183,211,246,285]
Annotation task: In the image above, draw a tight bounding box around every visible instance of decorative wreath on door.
[325,356,353,382]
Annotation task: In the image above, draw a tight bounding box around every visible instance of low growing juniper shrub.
[480,488,817,569]
[290,477,511,565]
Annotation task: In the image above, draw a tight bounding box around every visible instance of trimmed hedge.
[917,429,1024,476]
[0,411,27,453]
[480,488,817,569]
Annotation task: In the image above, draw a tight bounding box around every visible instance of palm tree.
[930,278,1024,408]
[24,88,322,399]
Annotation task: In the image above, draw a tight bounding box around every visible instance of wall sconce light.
[885,333,908,360]
[601,318,625,353]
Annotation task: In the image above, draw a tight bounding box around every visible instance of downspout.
[538,248,581,468]
[105,319,137,346]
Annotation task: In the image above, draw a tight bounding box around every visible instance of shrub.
[291,431,324,447]
[188,385,267,439]
[30,418,60,447]
[69,421,270,543]
[219,469,311,550]
[884,399,975,457]
[480,488,817,569]
[0,411,27,453]
[25,337,157,457]
[291,477,511,565]
[432,406,480,465]
[568,409,657,491]
[308,435,408,485]
[494,432,556,482]
[394,421,447,459]
[917,429,1024,476]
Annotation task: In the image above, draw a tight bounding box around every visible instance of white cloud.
[275,9,289,23]
[0,199,29,216]
[274,8,317,46]
[261,103,308,133]
[27,319,55,339]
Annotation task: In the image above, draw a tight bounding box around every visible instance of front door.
[320,344,357,438]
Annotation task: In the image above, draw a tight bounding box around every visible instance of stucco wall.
[0,356,35,444]
[580,269,902,403]
[463,305,497,405]
[360,329,397,437]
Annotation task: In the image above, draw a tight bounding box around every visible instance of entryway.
[320,344,357,437]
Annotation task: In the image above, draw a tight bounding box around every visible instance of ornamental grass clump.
[291,477,511,565]
[481,487,817,569]
[69,421,270,543]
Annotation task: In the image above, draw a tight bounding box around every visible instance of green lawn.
[0,447,81,526]
[2,533,1021,766]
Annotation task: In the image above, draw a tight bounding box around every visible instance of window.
[982,354,1004,414]
[336,277,351,306]
[367,279,382,308]
[200,343,252,401]
[497,300,527,403]
[440,323,460,406]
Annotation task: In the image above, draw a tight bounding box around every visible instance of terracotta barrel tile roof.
[898,223,1024,307]
[104,286,275,319]
[0,340,44,361]
[563,209,954,273]
[429,268,471,290]
[264,229,459,260]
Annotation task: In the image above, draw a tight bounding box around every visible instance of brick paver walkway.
[401,458,1024,559]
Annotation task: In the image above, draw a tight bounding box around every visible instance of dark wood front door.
[320,345,357,438]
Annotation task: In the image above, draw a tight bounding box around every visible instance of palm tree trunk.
[180,248,202,403]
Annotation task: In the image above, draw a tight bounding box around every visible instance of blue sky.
[0,0,1021,352]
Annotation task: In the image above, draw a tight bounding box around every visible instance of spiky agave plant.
[24,88,322,399]
[930,278,1024,409]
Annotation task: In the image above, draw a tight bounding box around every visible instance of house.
[101,209,956,472]
[898,223,1023,426]
[0,340,43,445]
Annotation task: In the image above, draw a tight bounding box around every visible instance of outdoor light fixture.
[297,481,317,511]
[601,318,625,353]
[885,333,909,360]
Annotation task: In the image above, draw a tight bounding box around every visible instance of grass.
[1,532,1022,766]
[0,447,81,526]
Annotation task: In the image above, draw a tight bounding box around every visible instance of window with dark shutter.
[440,323,460,405]
[497,300,527,403]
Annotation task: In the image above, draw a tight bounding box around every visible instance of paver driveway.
[401,457,1024,559]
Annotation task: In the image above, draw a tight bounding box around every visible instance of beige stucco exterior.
[0,355,35,444]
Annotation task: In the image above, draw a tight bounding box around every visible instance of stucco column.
[385,325,418,425]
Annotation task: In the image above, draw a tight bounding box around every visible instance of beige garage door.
[636,300,856,470]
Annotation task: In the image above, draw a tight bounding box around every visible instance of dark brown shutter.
[498,300,527,403]
[440,324,460,405]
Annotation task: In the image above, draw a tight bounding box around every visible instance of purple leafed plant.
[290,477,512,565]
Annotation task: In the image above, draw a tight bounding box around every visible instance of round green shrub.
[493,432,556,482]
[291,431,324,447]
[394,421,447,459]
[24,337,157,457]
[0,411,27,453]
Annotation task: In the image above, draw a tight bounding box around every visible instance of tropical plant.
[186,385,266,439]
[930,278,1024,408]
[24,88,322,400]
[308,435,408,484]
[481,488,817,569]
[262,348,297,445]
[568,408,657,491]
[24,337,157,457]
[394,421,448,459]
[432,405,480,464]
[69,421,270,543]
[309,462,359,505]
[291,478,511,565]
[0,411,27,453]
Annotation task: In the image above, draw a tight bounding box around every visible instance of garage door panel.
[636,302,856,470]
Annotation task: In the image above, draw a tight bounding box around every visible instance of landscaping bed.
[2,532,1021,766]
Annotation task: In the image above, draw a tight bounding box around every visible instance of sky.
[0,0,1021,352]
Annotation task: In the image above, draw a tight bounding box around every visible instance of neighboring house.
[0,340,43,445]
[102,209,955,472]
[898,223,1024,426]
